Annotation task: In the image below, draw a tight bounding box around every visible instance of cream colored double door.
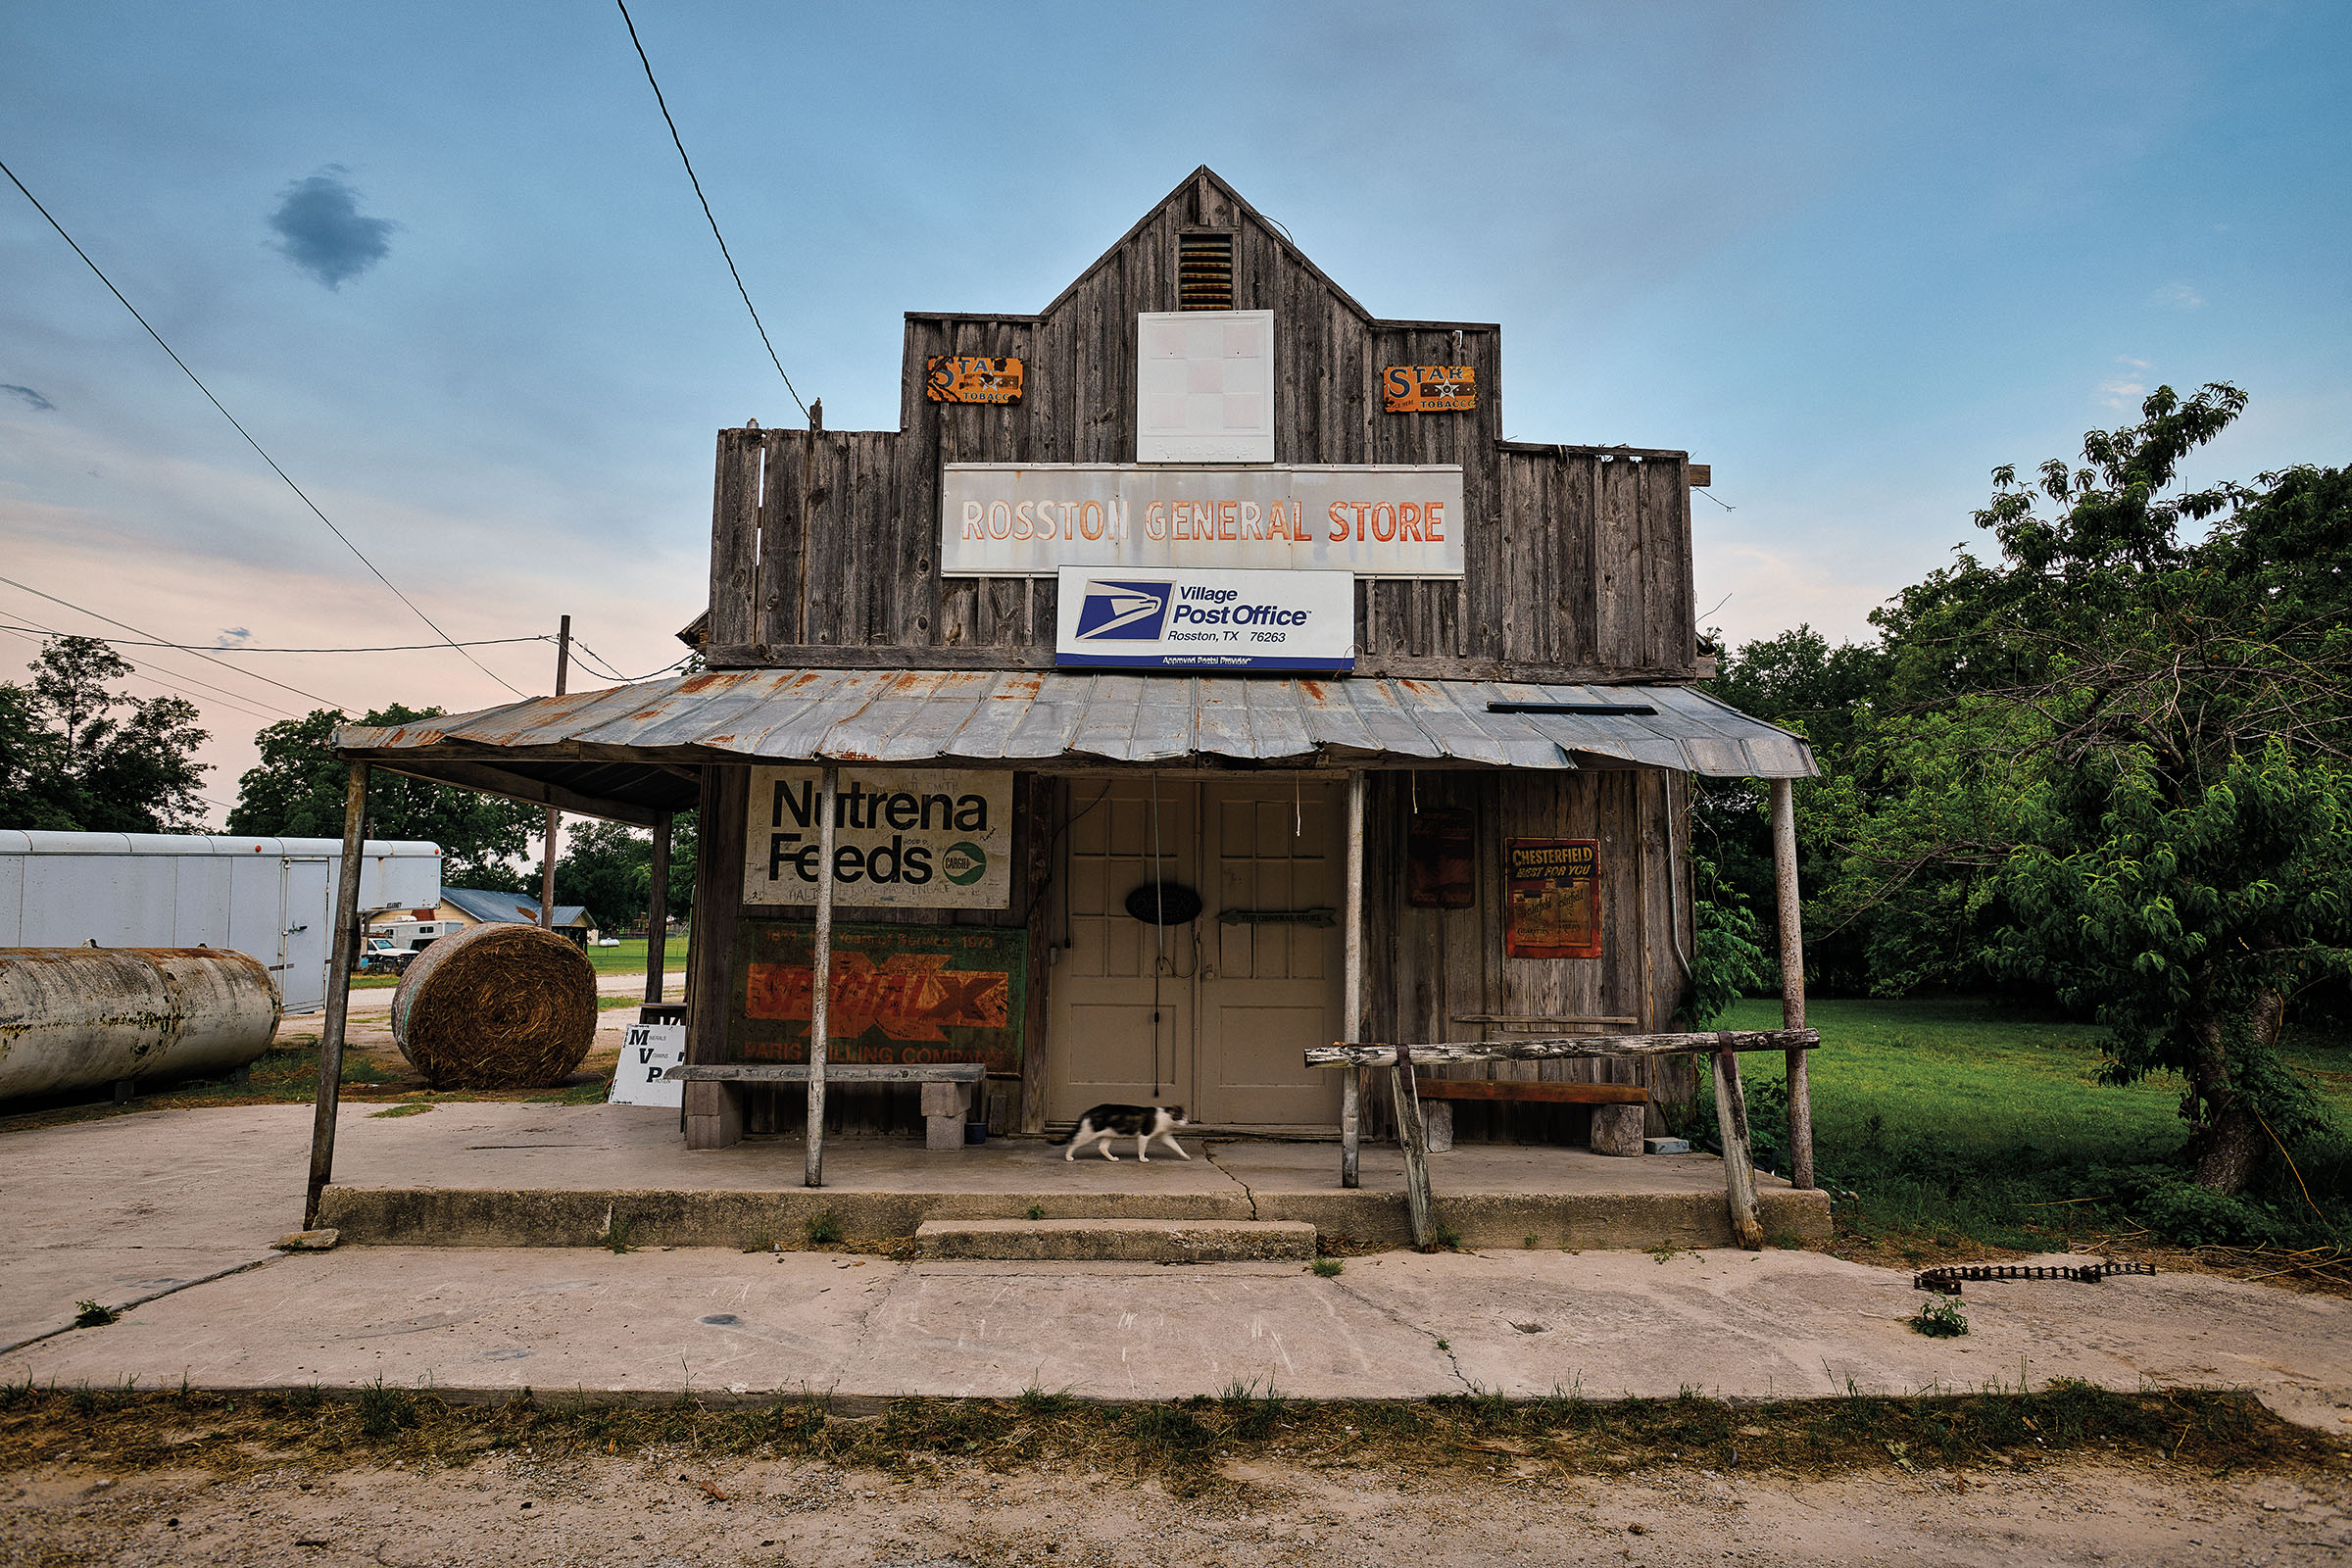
[1049,777,1343,1126]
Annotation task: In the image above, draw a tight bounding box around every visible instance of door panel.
[1048,781,1197,1117]
[1196,781,1343,1125]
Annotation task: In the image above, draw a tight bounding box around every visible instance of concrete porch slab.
[299,1101,1829,1250]
[914,1217,1317,1261]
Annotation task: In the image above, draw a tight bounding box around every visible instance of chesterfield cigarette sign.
[941,464,1464,578]
[1055,566,1353,671]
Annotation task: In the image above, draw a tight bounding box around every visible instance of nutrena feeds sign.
[742,766,1012,908]
[941,464,1464,578]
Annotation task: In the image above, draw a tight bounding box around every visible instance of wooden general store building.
[324,170,1817,1217]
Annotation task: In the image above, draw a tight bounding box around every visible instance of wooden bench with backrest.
[666,1062,985,1150]
[1410,1076,1649,1155]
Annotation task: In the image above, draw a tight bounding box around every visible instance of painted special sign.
[742,766,1012,909]
[1503,838,1603,959]
[728,920,1026,1071]
[925,355,1024,404]
[941,464,1465,578]
[1054,565,1354,672]
[1384,365,1477,413]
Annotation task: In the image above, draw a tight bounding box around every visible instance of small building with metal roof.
[323,168,1817,1204]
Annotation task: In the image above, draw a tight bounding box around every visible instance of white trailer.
[0,832,443,1013]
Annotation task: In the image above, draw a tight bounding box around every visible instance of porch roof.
[336,668,1814,825]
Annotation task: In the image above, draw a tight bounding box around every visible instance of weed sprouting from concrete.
[1910,1298,1970,1338]
[1646,1242,1686,1264]
[1429,1222,1462,1252]
[1523,1234,1539,1249]
[368,1103,433,1119]
[1310,1257,1344,1278]
[741,1233,777,1254]
[73,1300,118,1329]
[803,1213,843,1247]
[601,1215,636,1253]
[356,1380,417,1439]
[1025,1204,1045,1221]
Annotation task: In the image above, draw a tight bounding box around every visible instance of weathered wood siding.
[703,169,1697,682]
[686,764,1054,1138]
[1360,767,1698,1141]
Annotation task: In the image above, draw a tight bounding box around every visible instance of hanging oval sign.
[1123,883,1203,925]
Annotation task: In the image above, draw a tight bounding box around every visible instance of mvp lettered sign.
[743,766,1012,909]
[609,1022,684,1108]
[1055,566,1354,671]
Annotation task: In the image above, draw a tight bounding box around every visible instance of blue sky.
[3,1,2347,823]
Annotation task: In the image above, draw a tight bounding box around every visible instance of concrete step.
[913,1217,1316,1263]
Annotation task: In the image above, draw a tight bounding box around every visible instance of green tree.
[228,705,541,888]
[0,636,209,831]
[552,813,697,929]
[1829,384,2352,1192]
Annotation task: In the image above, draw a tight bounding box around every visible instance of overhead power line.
[0,156,527,698]
[565,635,694,686]
[0,623,550,656]
[0,575,344,710]
[616,0,810,421]
[0,621,289,724]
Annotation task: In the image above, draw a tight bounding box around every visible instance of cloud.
[214,627,253,648]
[2153,281,2204,309]
[268,168,397,289]
[2098,356,2150,410]
[3,383,56,412]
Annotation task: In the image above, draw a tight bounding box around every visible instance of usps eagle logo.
[1072,579,1173,642]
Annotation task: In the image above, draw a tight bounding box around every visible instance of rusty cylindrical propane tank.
[0,948,282,1102]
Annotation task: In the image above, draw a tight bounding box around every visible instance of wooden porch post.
[805,764,837,1188]
[643,810,671,1008]
[303,762,370,1230]
[1772,777,1814,1190]
[1340,769,1366,1189]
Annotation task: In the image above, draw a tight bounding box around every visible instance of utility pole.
[540,614,570,928]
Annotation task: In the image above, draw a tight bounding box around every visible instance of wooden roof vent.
[1178,231,1235,311]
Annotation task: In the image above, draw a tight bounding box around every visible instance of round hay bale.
[390,921,598,1090]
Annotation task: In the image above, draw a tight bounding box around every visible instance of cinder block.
[925,1113,965,1152]
[1591,1102,1645,1157]
[920,1080,970,1118]
[1422,1100,1454,1153]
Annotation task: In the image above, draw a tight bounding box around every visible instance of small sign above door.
[926,356,1025,404]
[1383,366,1477,413]
[1054,565,1354,672]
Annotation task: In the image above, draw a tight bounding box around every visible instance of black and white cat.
[1059,1103,1191,1162]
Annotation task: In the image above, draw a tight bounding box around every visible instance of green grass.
[585,936,691,974]
[1712,998,2352,1256]
[3,1382,2334,1494]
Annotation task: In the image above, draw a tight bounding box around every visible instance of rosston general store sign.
[940,463,1465,578]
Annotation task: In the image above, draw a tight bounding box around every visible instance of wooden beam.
[364,758,663,827]
[696,642,1703,687]
[1389,1051,1435,1250]
[643,811,671,1007]
[669,1063,985,1084]
[807,764,837,1188]
[1712,1047,1765,1249]
[1308,1028,1818,1067]
[1340,770,1365,1189]
[304,762,369,1230]
[1412,1078,1647,1104]
[1772,776,1814,1190]
[1688,465,1712,488]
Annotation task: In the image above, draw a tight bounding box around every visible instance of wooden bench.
[1411,1077,1649,1156]
[665,1063,985,1151]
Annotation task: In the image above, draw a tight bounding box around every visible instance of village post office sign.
[742,766,1012,909]
[941,464,1465,578]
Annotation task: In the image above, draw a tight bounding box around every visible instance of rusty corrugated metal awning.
[336,669,1814,823]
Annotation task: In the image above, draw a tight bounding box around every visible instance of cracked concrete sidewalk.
[4,1102,2349,1429]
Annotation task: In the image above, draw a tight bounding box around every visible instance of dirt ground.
[5,1451,2345,1566]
